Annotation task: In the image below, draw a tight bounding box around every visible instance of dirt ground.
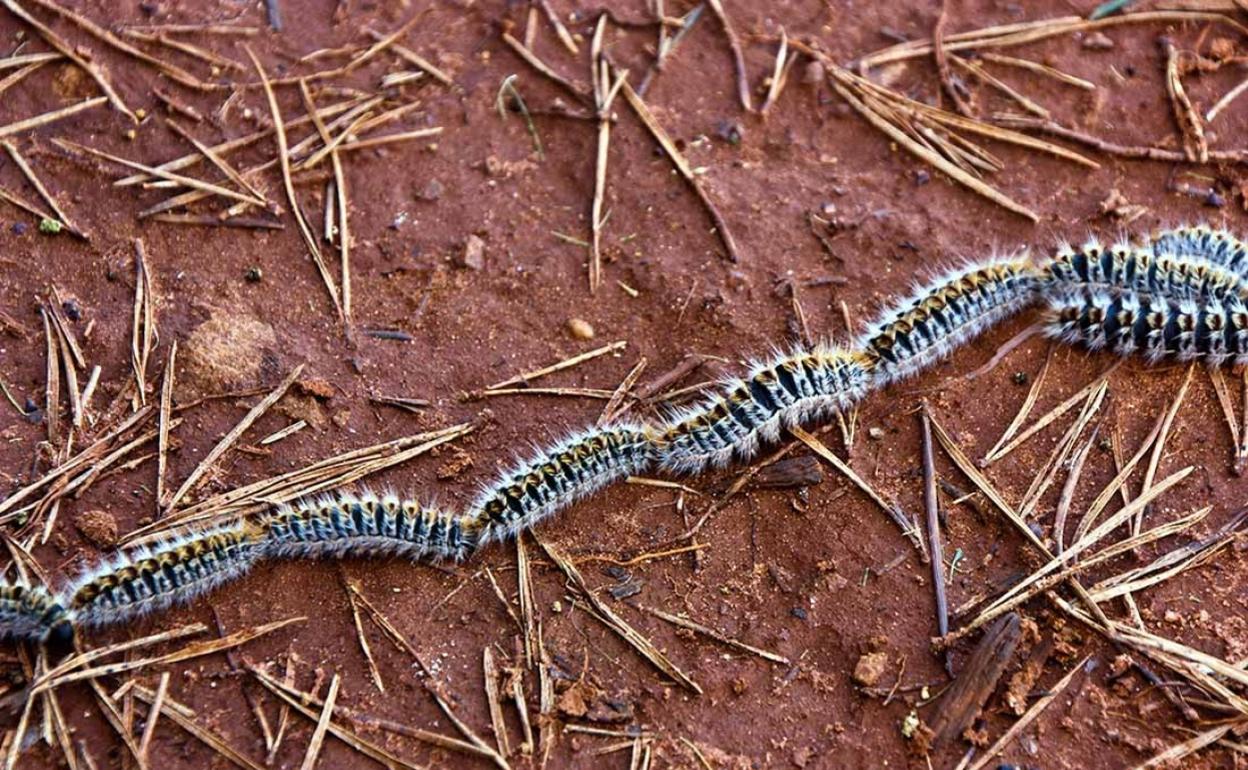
[2,0,1248,768]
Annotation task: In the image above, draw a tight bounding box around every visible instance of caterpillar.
[651,346,872,474]
[1043,287,1248,366]
[856,255,1042,387]
[63,522,263,630]
[470,424,653,542]
[0,583,71,644]
[260,492,479,562]
[1042,238,1248,301]
[1147,224,1248,277]
[9,229,1248,645]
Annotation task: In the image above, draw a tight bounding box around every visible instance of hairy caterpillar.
[64,522,263,630]
[1148,224,1248,276]
[1044,288,1248,366]
[651,346,872,473]
[0,583,71,644]
[260,492,479,562]
[12,229,1248,645]
[1042,238,1248,301]
[471,425,653,542]
[857,255,1042,387]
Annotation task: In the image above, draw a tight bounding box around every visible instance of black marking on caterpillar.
[1042,238,1248,301]
[651,345,872,474]
[1148,224,1248,277]
[0,583,71,643]
[1044,287,1248,366]
[260,492,479,563]
[857,255,1042,387]
[64,522,262,629]
[472,425,652,543]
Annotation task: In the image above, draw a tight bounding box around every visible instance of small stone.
[458,234,486,270]
[790,606,808,621]
[418,179,444,201]
[1164,609,1182,624]
[244,267,263,282]
[792,746,813,767]
[868,426,885,440]
[567,318,595,340]
[1013,371,1029,385]
[1082,31,1114,50]
[11,222,27,235]
[75,509,119,549]
[852,650,889,687]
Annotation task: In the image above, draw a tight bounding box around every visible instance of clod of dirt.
[181,313,279,395]
[436,448,474,479]
[457,234,486,270]
[417,179,444,201]
[75,509,119,549]
[852,651,890,687]
[567,318,595,340]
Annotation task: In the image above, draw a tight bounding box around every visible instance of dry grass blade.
[130,684,265,770]
[87,678,145,765]
[57,138,265,207]
[705,0,752,111]
[856,11,1247,68]
[299,673,340,770]
[1207,72,1248,121]
[1208,367,1240,462]
[483,648,511,757]
[245,46,342,321]
[1132,724,1235,769]
[121,28,244,71]
[517,535,537,667]
[949,54,1050,117]
[1136,364,1194,534]
[949,506,1210,645]
[920,404,949,649]
[40,623,206,683]
[640,605,789,663]
[137,671,170,762]
[978,52,1096,90]
[790,425,926,557]
[130,239,156,406]
[25,0,215,89]
[1073,407,1167,542]
[369,32,453,84]
[165,364,303,511]
[934,1,973,116]
[500,31,591,103]
[984,362,1119,465]
[539,537,702,693]
[536,0,579,54]
[1053,425,1098,553]
[40,308,60,446]
[165,121,268,205]
[484,340,626,390]
[252,667,478,768]
[760,28,791,116]
[3,141,84,238]
[619,79,743,261]
[1017,379,1107,518]
[598,357,646,426]
[344,586,511,768]
[966,655,1090,770]
[0,0,130,117]
[35,617,304,692]
[128,423,473,540]
[983,349,1051,462]
[827,75,1038,221]
[344,579,384,693]
[1089,508,1244,601]
[156,341,176,510]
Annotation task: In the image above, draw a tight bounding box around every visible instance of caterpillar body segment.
[64,522,263,629]
[0,583,71,643]
[472,424,653,543]
[1041,238,1248,301]
[1044,288,1248,367]
[260,493,479,563]
[858,256,1043,387]
[1148,224,1248,276]
[651,346,873,474]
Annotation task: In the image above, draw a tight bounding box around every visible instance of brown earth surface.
[1,1,1248,768]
